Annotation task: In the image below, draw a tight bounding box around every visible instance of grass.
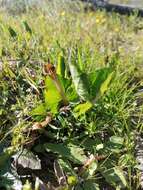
[0,0,143,189]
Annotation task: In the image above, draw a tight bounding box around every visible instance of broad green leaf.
[68,61,90,101]
[58,75,72,95]
[68,144,87,164]
[101,167,127,188]
[44,90,61,114]
[80,137,102,151]
[83,180,100,190]
[110,136,124,145]
[44,76,61,114]
[88,67,113,99]
[74,101,93,117]
[100,72,114,95]
[44,143,87,164]
[58,159,77,176]
[88,161,98,176]
[56,53,66,77]
[30,103,47,116]
[66,84,78,102]
[106,136,124,153]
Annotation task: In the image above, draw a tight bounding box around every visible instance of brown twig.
[32,113,52,130]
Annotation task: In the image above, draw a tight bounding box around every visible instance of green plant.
[0,1,143,189]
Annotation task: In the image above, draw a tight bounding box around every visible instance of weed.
[0,1,143,189]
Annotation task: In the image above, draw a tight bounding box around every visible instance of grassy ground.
[0,0,143,189]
